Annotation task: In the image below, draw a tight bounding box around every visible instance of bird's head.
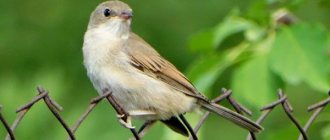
[87,1,133,37]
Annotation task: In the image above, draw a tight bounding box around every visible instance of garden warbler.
[83,0,262,136]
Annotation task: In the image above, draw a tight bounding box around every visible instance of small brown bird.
[83,0,262,137]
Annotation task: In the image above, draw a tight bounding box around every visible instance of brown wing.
[124,33,208,101]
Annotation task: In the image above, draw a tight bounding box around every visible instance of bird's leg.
[138,120,157,137]
[129,110,157,117]
[128,120,157,140]
[179,114,198,140]
[103,89,135,129]
[117,114,135,129]
[126,110,158,139]
[123,110,157,130]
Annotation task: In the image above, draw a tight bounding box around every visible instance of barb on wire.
[298,91,330,140]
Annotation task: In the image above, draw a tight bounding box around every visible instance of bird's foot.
[117,114,135,129]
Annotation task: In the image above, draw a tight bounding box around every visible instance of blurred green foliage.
[0,0,329,140]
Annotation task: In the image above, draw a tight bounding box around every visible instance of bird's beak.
[119,12,133,20]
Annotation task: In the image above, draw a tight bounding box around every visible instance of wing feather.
[125,33,207,101]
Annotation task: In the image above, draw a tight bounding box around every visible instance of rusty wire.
[191,88,256,140]
[4,91,48,140]
[246,90,309,140]
[69,92,112,135]
[0,87,329,140]
[298,91,330,140]
[37,87,76,140]
[0,105,15,140]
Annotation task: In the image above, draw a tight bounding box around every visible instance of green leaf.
[246,1,270,25]
[213,15,253,48]
[188,10,256,53]
[231,54,281,107]
[188,9,265,53]
[186,43,250,93]
[245,25,266,42]
[322,124,330,139]
[186,54,225,94]
[269,23,330,92]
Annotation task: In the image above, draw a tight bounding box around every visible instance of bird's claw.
[116,114,125,119]
[117,114,135,129]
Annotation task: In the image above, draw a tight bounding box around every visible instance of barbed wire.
[0,86,329,140]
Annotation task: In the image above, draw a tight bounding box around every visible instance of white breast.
[83,25,130,94]
[82,25,196,120]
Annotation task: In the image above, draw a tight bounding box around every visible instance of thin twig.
[179,114,198,140]
[0,107,15,140]
[37,87,76,140]
[278,90,308,140]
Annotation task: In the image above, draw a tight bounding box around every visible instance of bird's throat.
[103,19,131,39]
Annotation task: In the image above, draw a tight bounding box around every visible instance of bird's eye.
[104,8,112,17]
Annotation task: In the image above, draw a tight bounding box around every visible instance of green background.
[0,0,329,139]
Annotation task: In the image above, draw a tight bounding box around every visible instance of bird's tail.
[199,101,263,132]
